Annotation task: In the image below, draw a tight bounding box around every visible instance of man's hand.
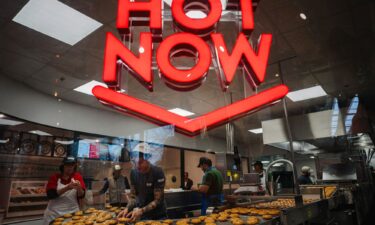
[117,208,129,218]
[129,208,143,222]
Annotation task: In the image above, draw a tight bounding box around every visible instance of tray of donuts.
[50,206,127,225]
[134,212,277,225]
[51,206,280,225]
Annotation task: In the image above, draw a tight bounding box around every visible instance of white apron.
[42,178,80,225]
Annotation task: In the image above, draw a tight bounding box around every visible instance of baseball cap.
[114,165,122,171]
[197,157,212,167]
[63,156,77,164]
[301,166,311,173]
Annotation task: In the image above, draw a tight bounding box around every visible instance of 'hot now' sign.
[93,0,288,136]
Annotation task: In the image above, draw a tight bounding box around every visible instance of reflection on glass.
[344,96,359,134]
[330,98,339,137]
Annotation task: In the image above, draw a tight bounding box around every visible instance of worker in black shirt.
[94,165,130,206]
[118,145,166,221]
[182,172,193,190]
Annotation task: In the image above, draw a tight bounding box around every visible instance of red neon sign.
[157,33,211,90]
[211,33,272,89]
[171,0,222,33]
[93,0,289,136]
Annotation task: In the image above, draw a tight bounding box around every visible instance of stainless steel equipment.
[265,159,296,196]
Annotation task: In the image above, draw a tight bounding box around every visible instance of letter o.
[156,33,211,90]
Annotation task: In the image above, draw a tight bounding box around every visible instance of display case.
[6,180,48,218]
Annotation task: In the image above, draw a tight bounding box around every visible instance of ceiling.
[0,0,374,147]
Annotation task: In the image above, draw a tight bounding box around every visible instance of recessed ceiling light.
[300,13,307,20]
[29,130,52,136]
[0,139,10,144]
[287,85,327,102]
[168,108,195,117]
[12,0,102,45]
[0,118,24,126]
[248,128,263,134]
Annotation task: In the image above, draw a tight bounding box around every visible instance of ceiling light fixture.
[300,13,307,20]
[54,140,74,145]
[287,85,327,102]
[0,139,10,144]
[0,114,5,118]
[168,108,195,117]
[0,119,24,126]
[12,0,102,45]
[248,128,263,134]
[29,130,52,136]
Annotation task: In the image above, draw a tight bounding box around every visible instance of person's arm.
[94,179,109,196]
[124,176,130,189]
[140,186,164,213]
[125,171,137,211]
[129,169,165,221]
[73,173,86,198]
[140,169,165,214]
[46,174,59,199]
[198,174,212,194]
[46,174,75,199]
[126,184,137,210]
[118,171,137,218]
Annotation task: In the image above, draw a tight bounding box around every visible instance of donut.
[118,217,131,223]
[63,213,72,218]
[232,219,244,225]
[262,215,272,220]
[163,219,173,224]
[72,216,81,220]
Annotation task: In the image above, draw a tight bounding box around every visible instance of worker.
[195,157,224,215]
[117,145,167,221]
[43,156,86,225]
[182,172,193,190]
[298,166,313,184]
[253,161,266,193]
[94,164,130,206]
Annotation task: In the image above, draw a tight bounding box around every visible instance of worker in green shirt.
[195,157,224,215]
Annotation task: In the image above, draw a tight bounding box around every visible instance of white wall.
[0,75,227,152]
